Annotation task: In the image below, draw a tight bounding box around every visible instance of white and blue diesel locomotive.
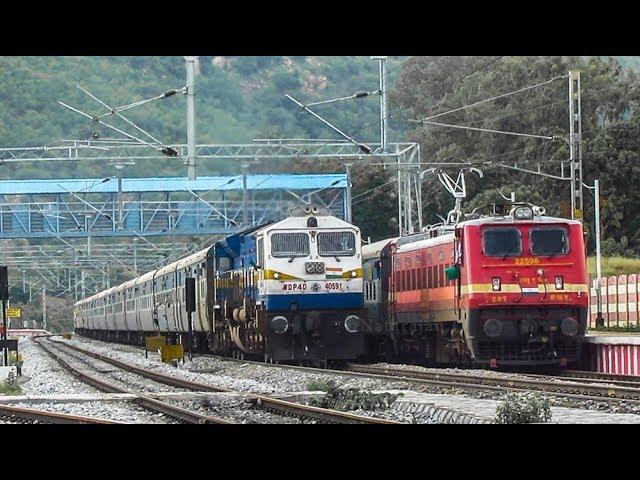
[74,205,368,362]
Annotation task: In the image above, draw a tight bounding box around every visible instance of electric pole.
[241,160,248,226]
[115,162,124,230]
[42,286,47,330]
[345,163,353,223]
[569,70,583,221]
[371,56,389,152]
[185,56,198,181]
[594,179,604,327]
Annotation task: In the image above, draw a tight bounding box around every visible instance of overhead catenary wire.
[415,75,568,123]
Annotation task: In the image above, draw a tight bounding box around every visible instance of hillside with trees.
[4,55,640,331]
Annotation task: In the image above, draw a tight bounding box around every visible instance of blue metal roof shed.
[0,174,347,195]
[0,174,347,239]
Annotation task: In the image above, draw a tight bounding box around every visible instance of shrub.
[307,380,400,411]
[0,373,22,396]
[494,393,552,424]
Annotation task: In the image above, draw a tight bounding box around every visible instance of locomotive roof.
[457,214,582,227]
[362,238,397,260]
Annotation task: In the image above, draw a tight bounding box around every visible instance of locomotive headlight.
[492,277,501,291]
[271,316,289,334]
[274,272,280,279]
[483,318,502,337]
[344,315,360,333]
[560,316,579,337]
[555,275,564,290]
[351,270,357,277]
[513,206,533,220]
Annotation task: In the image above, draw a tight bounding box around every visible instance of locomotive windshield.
[318,231,356,257]
[530,227,569,256]
[482,228,522,257]
[271,232,310,258]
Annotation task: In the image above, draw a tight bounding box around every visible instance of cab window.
[318,232,356,257]
[271,233,309,258]
[482,228,522,257]
[530,228,569,256]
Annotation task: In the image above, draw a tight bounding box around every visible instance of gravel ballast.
[14,337,177,423]
[61,335,640,423]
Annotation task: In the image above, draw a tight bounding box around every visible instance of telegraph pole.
[185,56,198,181]
[569,70,583,221]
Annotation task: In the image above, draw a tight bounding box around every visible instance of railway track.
[35,338,235,424]
[560,370,640,387]
[0,404,123,424]
[37,338,399,424]
[71,334,640,414]
[179,348,640,405]
[344,364,640,404]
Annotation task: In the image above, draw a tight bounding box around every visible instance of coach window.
[530,227,569,256]
[482,228,522,257]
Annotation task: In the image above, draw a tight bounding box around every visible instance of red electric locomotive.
[363,203,589,367]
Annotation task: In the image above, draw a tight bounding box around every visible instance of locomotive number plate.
[513,257,540,266]
[282,282,308,291]
[280,282,346,292]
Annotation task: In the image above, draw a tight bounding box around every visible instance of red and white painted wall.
[582,336,640,376]
[589,274,640,328]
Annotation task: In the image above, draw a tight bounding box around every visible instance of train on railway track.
[74,172,590,369]
[74,204,369,363]
[362,202,589,368]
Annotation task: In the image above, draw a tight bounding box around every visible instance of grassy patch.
[588,256,640,277]
[307,379,400,411]
[494,393,552,424]
[0,374,22,396]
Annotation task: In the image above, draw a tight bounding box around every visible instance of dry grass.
[588,256,640,277]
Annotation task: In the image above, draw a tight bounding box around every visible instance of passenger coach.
[74,204,369,363]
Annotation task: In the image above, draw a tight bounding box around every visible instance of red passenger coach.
[364,204,589,367]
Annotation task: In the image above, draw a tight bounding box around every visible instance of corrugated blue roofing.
[0,174,346,195]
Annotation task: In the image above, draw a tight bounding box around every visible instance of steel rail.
[34,338,234,424]
[0,404,123,424]
[344,364,640,403]
[559,370,640,387]
[52,339,399,424]
[119,344,640,406]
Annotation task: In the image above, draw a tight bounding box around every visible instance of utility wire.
[352,178,397,200]
[415,75,568,123]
